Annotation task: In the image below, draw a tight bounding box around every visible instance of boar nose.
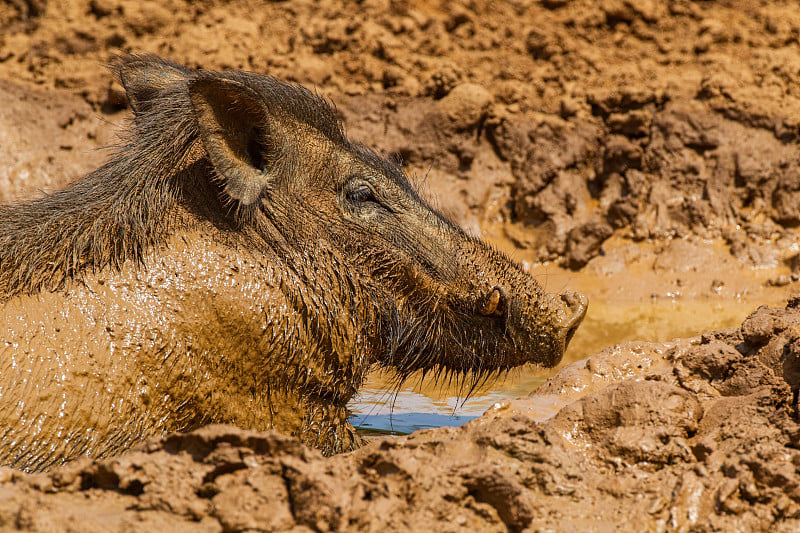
[558,290,588,348]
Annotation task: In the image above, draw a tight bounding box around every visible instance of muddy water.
[350,235,795,433]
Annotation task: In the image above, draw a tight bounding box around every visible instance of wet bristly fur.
[0,56,347,300]
[0,55,580,463]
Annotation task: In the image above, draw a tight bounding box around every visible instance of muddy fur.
[0,56,343,298]
[0,55,586,468]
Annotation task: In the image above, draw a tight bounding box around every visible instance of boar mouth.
[478,287,504,317]
[381,288,588,387]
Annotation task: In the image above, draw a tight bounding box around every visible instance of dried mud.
[2,0,800,531]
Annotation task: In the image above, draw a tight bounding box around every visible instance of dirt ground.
[2,0,800,530]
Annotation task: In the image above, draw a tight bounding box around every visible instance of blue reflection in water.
[350,412,478,436]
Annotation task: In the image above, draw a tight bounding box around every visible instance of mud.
[3,0,800,530]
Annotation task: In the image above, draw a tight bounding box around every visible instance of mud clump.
[1,303,799,531]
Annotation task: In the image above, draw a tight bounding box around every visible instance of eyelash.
[346,185,379,205]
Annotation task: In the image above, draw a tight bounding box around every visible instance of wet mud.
[2,0,800,530]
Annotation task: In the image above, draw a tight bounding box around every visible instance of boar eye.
[346,184,381,207]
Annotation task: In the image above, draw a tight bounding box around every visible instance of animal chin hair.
[379,306,509,403]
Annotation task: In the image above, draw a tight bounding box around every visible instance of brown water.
[350,236,794,433]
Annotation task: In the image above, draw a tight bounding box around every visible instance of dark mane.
[0,60,354,301]
[0,82,199,300]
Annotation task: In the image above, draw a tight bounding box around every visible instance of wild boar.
[0,55,587,471]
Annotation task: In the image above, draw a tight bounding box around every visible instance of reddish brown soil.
[2,0,800,530]
[3,0,800,268]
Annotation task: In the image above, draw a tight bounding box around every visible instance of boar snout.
[500,286,588,368]
[558,290,588,349]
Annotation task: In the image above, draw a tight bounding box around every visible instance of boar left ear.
[188,76,279,205]
[115,54,191,115]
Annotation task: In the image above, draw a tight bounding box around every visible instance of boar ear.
[115,55,190,114]
[188,77,277,206]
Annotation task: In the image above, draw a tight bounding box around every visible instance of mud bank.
[4,0,800,423]
[0,301,798,531]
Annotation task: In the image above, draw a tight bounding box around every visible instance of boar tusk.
[480,287,502,316]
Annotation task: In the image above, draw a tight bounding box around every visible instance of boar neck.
[0,195,375,470]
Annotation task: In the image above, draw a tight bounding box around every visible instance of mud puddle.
[350,235,796,432]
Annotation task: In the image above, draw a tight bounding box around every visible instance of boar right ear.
[115,55,190,114]
[188,77,279,206]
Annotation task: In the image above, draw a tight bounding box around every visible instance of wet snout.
[557,290,588,349]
